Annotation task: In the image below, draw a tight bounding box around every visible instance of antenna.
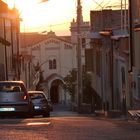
[93,0,104,10]
[92,0,112,10]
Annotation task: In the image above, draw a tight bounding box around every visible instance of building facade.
[21,31,77,105]
[0,0,20,81]
[87,9,130,113]
[129,0,140,109]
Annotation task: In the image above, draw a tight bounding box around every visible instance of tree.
[34,62,44,91]
[82,72,92,103]
[63,69,92,104]
[63,69,77,102]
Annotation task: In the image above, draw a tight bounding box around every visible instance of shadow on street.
[50,103,79,117]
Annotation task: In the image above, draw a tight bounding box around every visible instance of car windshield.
[30,93,45,99]
[0,83,25,92]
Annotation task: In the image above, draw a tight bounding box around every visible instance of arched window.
[53,59,57,69]
[49,59,57,69]
[49,60,53,69]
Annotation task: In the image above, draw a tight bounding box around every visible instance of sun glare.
[5,0,76,34]
[5,0,122,35]
[4,0,122,35]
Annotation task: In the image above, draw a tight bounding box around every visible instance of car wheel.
[43,112,50,117]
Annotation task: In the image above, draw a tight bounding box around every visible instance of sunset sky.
[4,0,127,35]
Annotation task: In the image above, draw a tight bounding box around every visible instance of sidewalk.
[93,110,140,123]
[50,104,140,123]
[50,104,80,117]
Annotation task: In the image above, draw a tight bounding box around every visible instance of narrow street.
[0,104,139,140]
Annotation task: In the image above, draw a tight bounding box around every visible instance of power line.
[20,21,71,32]
[92,0,106,9]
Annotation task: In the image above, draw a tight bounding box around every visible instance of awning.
[111,34,129,40]
[0,37,11,46]
[134,24,140,31]
[111,30,129,40]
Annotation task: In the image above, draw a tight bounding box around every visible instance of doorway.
[50,84,59,104]
[50,79,62,104]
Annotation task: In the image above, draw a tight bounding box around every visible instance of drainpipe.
[111,39,114,109]
[129,0,134,71]
[3,18,8,80]
[16,17,20,80]
[10,19,14,78]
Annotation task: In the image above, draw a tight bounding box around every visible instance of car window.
[12,86,21,92]
[30,93,45,99]
[0,83,25,92]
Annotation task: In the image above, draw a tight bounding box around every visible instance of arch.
[46,73,64,86]
[45,73,65,104]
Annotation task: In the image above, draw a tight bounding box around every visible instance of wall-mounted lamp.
[134,24,140,31]
[99,30,112,36]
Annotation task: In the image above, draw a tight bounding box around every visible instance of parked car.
[0,81,33,117]
[28,91,53,117]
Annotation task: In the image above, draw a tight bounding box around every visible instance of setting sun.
[4,0,124,35]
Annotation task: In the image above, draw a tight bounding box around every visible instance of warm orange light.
[5,0,123,35]
[6,0,75,34]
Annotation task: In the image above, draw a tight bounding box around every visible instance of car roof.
[28,91,45,94]
[0,81,24,84]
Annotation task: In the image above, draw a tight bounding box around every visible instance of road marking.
[26,122,51,126]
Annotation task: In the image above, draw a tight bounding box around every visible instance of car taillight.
[23,92,28,100]
[23,95,27,100]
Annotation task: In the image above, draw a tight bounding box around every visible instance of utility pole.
[77,0,83,112]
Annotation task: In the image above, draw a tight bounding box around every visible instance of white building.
[20,2,91,106]
[21,31,77,105]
